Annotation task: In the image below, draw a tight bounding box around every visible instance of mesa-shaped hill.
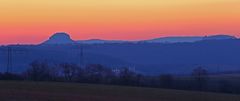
[43,32,75,44]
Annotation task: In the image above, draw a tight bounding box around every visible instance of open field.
[0,81,239,101]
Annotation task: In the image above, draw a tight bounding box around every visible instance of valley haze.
[0,32,239,75]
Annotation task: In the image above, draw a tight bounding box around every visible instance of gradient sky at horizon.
[0,0,240,44]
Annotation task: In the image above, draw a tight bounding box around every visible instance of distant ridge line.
[42,32,237,45]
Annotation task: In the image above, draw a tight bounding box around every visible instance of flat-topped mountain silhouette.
[42,32,237,44]
[43,32,75,44]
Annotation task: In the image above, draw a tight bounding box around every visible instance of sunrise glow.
[0,0,240,44]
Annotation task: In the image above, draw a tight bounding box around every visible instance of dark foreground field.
[0,81,239,101]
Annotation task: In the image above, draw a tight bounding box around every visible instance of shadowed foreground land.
[0,81,239,101]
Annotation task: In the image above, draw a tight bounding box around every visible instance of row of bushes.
[0,61,239,94]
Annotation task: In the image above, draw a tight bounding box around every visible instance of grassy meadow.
[0,81,239,101]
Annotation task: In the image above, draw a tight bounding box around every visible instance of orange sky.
[0,0,240,44]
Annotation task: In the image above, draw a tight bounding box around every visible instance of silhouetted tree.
[25,61,52,81]
[119,67,138,86]
[60,63,79,81]
[7,61,240,94]
[84,64,114,84]
[0,72,23,80]
[192,67,208,91]
[158,74,174,88]
[218,80,233,93]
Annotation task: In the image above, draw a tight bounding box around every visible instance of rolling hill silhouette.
[0,32,239,75]
[42,32,236,44]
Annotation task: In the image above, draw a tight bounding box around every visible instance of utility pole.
[80,44,84,67]
[6,47,13,73]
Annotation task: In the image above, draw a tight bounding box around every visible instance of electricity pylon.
[0,46,28,73]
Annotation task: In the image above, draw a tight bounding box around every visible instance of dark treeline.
[0,61,240,94]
